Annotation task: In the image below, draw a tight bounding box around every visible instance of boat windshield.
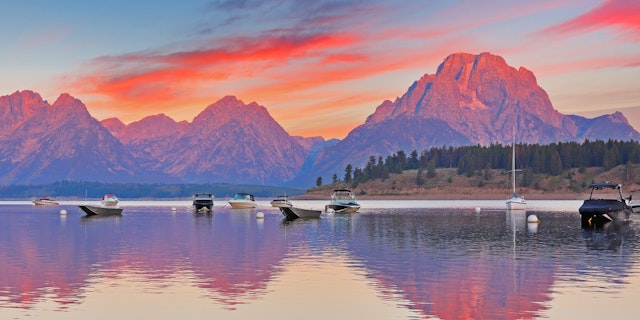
[334,199,357,205]
[331,190,357,204]
[234,193,254,201]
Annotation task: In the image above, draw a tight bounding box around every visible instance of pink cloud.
[64,32,362,105]
[534,53,640,76]
[542,0,640,40]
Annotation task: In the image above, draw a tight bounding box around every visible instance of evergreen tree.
[483,162,492,180]
[426,159,437,178]
[344,164,353,183]
[549,150,563,176]
[408,150,420,169]
[353,168,363,183]
[623,160,635,183]
[416,168,425,185]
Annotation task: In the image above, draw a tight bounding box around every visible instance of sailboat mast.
[512,137,516,195]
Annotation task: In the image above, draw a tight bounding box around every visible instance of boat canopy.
[586,181,626,201]
[587,182,621,190]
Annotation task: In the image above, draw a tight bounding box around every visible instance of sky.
[1,0,639,139]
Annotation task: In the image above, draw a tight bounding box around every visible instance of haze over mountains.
[1,52,638,187]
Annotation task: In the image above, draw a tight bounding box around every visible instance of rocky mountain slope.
[0,91,140,184]
[148,96,306,184]
[309,52,640,184]
[1,52,638,187]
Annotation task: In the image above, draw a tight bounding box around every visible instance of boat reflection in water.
[1,203,640,319]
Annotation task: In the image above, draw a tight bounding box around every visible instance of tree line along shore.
[304,165,636,200]
[305,139,640,200]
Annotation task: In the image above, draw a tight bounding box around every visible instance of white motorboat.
[506,134,526,210]
[270,194,292,208]
[101,194,119,207]
[325,189,360,213]
[229,193,257,209]
[32,197,59,206]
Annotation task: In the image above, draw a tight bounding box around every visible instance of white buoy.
[59,209,67,215]
[256,212,264,219]
[475,207,481,213]
[527,214,539,223]
[171,207,177,212]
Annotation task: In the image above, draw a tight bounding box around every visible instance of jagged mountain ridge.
[308,52,640,184]
[1,52,639,187]
[0,91,309,185]
[151,96,306,184]
[0,91,141,184]
[365,52,577,144]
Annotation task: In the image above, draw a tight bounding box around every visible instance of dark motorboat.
[324,189,360,213]
[280,206,321,220]
[79,205,123,216]
[193,193,214,212]
[579,182,632,228]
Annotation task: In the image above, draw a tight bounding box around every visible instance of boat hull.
[506,198,526,210]
[229,200,257,209]
[579,199,631,228]
[325,204,360,213]
[79,205,123,216]
[280,206,321,219]
[193,204,213,212]
[193,200,213,212]
[32,199,59,206]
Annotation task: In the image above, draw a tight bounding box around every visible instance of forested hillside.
[308,139,640,198]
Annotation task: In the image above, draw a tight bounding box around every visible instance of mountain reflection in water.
[1,201,640,319]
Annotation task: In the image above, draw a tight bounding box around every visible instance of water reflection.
[1,203,639,319]
[343,209,557,319]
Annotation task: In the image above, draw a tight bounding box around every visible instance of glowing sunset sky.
[1,0,639,139]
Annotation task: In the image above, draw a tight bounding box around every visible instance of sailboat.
[506,134,526,210]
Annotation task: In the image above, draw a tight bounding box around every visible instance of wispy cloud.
[62,0,392,122]
[65,31,361,104]
[541,0,640,41]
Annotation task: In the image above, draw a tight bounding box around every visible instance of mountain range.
[1,52,638,187]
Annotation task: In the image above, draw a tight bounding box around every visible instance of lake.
[1,200,640,319]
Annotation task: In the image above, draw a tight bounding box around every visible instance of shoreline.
[293,192,586,201]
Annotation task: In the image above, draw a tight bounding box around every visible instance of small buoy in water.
[475,207,481,213]
[59,209,67,215]
[527,214,540,223]
[171,207,177,212]
[256,212,264,219]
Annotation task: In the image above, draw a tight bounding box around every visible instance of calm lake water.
[2,200,640,320]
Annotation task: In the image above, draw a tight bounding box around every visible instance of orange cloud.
[65,32,361,106]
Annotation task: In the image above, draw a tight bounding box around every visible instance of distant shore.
[294,192,585,201]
